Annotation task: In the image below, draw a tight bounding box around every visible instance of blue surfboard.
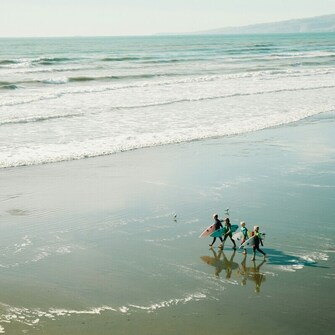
[210,224,238,238]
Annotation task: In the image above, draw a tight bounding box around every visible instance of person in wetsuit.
[240,221,249,255]
[251,225,267,261]
[223,217,237,249]
[209,214,224,248]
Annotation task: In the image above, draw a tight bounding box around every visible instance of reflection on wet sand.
[238,254,266,293]
[201,249,238,279]
[201,250,266,292]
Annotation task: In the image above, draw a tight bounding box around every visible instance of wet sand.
[0,112,334,334]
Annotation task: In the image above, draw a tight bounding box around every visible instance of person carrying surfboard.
[240,221,249,255]
[209,214,224,248]
[251,226,266,261]
[223,217,237,249]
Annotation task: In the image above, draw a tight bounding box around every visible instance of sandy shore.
[0,112,334,334]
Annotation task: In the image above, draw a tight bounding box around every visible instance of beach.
[1,33,334,334]
[0,111,334,334]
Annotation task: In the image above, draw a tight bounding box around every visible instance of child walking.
[223,217,237,249]
[240,221,249,254]
[251,225,266,261]
[209,214,224,248]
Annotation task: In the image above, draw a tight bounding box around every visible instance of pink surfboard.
[199,224,216,238]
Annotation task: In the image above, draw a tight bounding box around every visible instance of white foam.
[48,306,117,316]
[1,62,335,169]
[299,252,329,262]
[55,246,72,254]
[277,264,304,272]
[0,237,78,268]
[41,78,69,85]
[0,294,207,332]
[129,293,206,312]
[119,307,129,313]
[14,236,32,254]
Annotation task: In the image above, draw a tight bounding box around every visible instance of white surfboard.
[240,233,266,248]
[232,231,243,241]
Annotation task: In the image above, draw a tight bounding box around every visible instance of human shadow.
[264,248,329,269]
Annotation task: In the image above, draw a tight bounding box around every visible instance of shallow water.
[0,112,334,334]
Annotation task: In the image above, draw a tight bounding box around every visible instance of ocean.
[0,34,335,334]
[1,33,335,168]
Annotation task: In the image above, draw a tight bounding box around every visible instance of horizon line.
[0,31,334,39]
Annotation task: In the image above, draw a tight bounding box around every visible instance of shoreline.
[0,112,334,334]
[1,110,332,171]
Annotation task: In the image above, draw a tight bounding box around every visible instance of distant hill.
[195,14,335,35]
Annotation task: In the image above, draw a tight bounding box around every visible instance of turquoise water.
[0,33,334,167]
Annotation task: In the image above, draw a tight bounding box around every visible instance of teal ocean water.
[0,33,335,168]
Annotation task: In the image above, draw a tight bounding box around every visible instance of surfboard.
[199,224,216,238]
[232,231,243,241]
[210,224,238,238]
[240,233,266,248]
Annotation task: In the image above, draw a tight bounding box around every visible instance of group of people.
[209,214,266,261]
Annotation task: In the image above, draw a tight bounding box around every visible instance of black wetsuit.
[252,232,266,257]
[209,218,223,246]
[223,222,237,248]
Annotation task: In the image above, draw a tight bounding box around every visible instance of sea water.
[0,34,335,334]
[0,33,335,168]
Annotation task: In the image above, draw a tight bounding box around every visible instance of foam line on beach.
[128,292,207,311]
[2,106,334,169]
[0,292,207,332]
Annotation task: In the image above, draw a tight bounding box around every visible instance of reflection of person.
[209,214,224,248]
[222,250,237,279]
[209,248,224,277]
[201,249,239,278]
[240,221,249,255]
[238,256,266,292]
[249,259,266,293]
[238,253,248,286]
[251,225,266,261]
[223,218,237,249]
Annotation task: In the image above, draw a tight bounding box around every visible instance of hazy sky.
[0,0,334,37]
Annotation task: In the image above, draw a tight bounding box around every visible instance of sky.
[0,0,334,37]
